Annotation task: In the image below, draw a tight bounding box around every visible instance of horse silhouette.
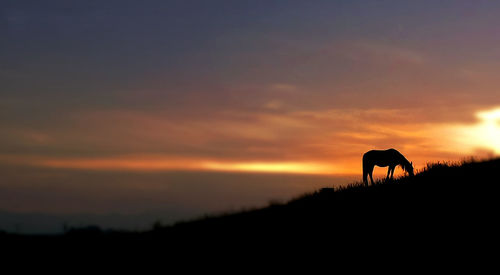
[362,148,414,186]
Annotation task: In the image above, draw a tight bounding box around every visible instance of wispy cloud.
[3,104,497,175]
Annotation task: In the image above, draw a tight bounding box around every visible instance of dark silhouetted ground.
[2,158,498,259]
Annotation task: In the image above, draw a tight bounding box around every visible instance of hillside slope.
[3,158,498,251]
[149,159,498,242]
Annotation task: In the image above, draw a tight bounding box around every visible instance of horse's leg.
[363,163,368,186]
[369,168,374,186]
[390,166,395,179]
[386,167,391,181]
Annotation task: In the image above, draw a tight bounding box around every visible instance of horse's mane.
[398,153,411,172]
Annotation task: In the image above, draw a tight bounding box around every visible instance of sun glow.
[202,161,336,174]
[447,107,500,155]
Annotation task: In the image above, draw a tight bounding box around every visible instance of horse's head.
[405,161,414,176]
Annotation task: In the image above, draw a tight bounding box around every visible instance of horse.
[362,148,414,186]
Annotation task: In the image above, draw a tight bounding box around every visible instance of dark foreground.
[2,159,499,258]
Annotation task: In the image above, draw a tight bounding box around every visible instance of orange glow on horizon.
[6,156,352,175]
[2,107,499,178]
[202,161,343,175]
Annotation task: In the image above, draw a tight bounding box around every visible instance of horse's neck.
[401,158,410,170]
[395,153,408,165]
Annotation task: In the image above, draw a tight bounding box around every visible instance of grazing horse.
[362,148,414,186]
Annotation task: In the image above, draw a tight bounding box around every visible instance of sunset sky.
[1,1,500,232]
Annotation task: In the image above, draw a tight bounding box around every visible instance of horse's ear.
[411,161,413,166]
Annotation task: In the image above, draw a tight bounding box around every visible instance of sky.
[1,0,500,232]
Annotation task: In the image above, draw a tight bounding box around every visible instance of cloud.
[4,104,497,175]
[2,32,500,175]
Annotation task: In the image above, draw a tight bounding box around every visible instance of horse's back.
[363,149,392,158]
[364,148,398,157]
[363,149,400,166]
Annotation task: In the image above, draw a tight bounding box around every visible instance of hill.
[3,158,498,253]
[148,158,498,243]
